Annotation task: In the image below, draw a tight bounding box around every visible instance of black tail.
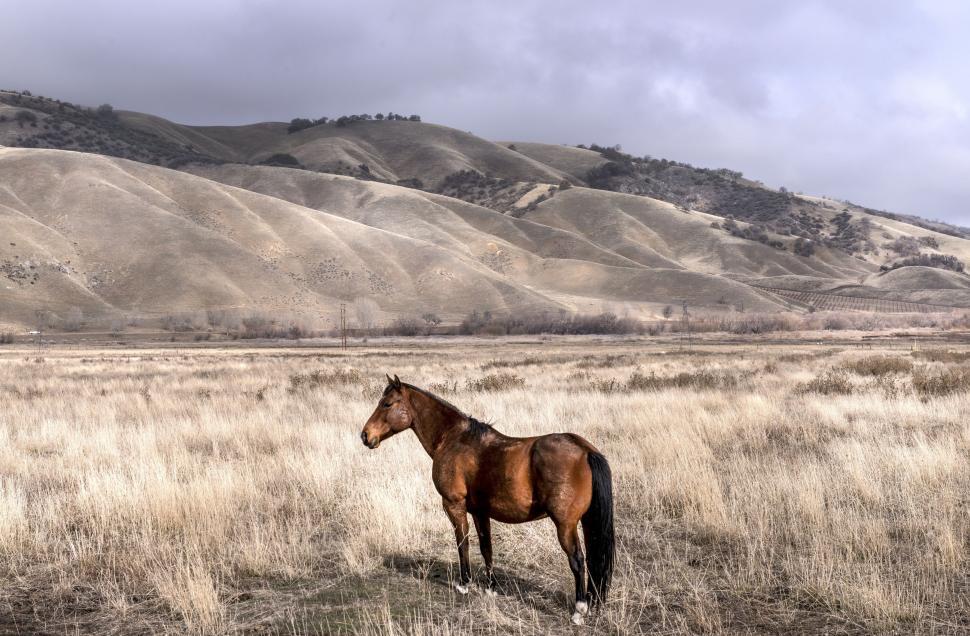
[581,452,614,605]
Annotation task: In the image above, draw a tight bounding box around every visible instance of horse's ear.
[393,374,402,388]
[385,373,394,386]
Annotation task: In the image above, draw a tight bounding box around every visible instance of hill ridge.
[2,89,970,330]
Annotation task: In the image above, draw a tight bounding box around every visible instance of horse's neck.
[406,388,464,457]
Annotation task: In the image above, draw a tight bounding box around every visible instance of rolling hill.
[2,89,969,331]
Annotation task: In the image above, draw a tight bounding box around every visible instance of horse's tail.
[581,451,614,605]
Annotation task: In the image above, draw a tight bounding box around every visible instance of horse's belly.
[468,489,546,524]
[489,507,547,524]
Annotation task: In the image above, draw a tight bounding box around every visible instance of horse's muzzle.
[361,431,379,449]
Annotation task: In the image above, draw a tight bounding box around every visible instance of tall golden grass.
[0,341,968,634]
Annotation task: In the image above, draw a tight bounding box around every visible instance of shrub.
[590,377,624,393]
[288,368,365,393]
[395,177,424,189]
[385,317,422,337]
[235,312,309,339]
[458,310,640,336]
[287,118,314,134]
[912,350,970,364]
[162,313,206,332]
[800,369,854,395]
[721,218,786,250]
[793,238,815,257]
[421,313,441,335]
[912,368,970,397]
[259,153,302,168]
[841,356,913,376]
[480,356,546,370]
[883,236,921,257]
[427,381,458,394]
[0,332,14,344]
[62,307,84,332]
[881,253,965,273]
[95,104,117,122]
[625,369,744,391]
[14,110,37,127]
[466,373,525,392]
[585,160,636,188]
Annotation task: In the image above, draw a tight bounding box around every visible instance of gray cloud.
[3,0,968,224]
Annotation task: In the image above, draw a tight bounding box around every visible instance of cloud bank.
[3,0,968,224]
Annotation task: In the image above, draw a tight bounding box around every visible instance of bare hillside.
[187,163,787,315]
[0,148,569,329]
[522,188,872,279]
[499,142,606,180]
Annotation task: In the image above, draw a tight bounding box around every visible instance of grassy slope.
[119,113,573,188]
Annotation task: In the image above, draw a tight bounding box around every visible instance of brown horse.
[360,374,614,625]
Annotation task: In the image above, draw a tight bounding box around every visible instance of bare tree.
[421,312,442,335]
[63,307,84,332]
[353,298,380,335]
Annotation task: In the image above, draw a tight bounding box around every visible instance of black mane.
[467,417,492,437]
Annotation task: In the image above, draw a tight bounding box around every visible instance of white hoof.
[575,600,589,616]
[454,583,469,595]
[484,587,497,597]
[571,611,585,625]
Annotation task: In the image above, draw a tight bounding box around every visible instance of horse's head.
[360,374,413,449]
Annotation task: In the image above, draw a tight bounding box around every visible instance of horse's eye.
[382,402,391,408]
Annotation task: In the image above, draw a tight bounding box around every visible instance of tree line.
[287,112,421,134]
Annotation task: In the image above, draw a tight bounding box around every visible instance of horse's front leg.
[443,497,471,593]
[472,513,496,594]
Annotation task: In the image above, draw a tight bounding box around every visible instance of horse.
[360,374,614,625]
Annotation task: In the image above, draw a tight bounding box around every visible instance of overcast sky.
[3,0,969,225]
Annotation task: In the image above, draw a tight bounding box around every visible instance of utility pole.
[682,301,693,351]
[34,309,44,351]
[339,303,347,349]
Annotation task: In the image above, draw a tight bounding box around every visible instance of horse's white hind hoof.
[455,583,469,595]
[484,587,497,597]
[571,611,585,625]
[575,600,589,616]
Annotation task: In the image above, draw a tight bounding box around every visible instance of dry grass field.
[1,336,969,634]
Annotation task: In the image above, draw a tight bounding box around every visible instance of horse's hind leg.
[472,513,496,594]
[553,518,588,625]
